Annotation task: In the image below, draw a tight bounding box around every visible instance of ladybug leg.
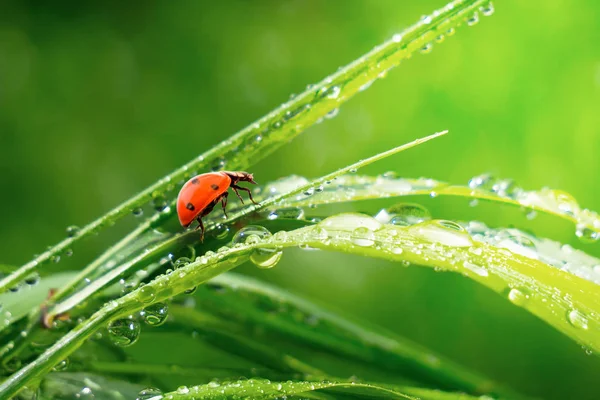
[231,186,244,205]
[231,184,258,205]
[195,217,205,242]
[220,191,229,218]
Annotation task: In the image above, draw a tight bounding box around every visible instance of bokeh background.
[2,1,600,398]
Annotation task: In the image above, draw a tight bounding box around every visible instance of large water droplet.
[141,303,169,326]
[319,213,382,232]
[137,388,163,400]
[250,247,283,269]
[387,203,431,226]
[138,285,156,304]
[420,43,433,54]
[466,11,479,26]
[567,309,589,330]
[107,319,141,347]
[411,220,473,247]
[232,225,272,245]
[468,173,493,190]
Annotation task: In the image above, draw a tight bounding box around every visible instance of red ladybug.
[177,171,257,240]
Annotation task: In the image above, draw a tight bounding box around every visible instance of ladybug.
[177,171,257,241]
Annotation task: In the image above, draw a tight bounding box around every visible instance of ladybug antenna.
[247,173,257,184]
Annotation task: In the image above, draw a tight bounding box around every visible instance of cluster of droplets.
[465,221,600,285]
[468,173,600,243]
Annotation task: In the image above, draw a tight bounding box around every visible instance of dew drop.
[325,108,339,119]
[141,303,169,326]
[151,194,168,212]
[446,27,456,36]
[352,226,375,247]
[138,285,156,304]
[421,14,432,24]
[132,207,144,217]
[468,173,493,190]
[420,43,433,54]
[319,213,382,232]
[392,34,402,43]
[575,224,600,243]
[232,225,272,245]
[567,309,589,330]
[466,12,479,26]
[137,388,163,400]
[268,207,305,220]
[387,203,431,226]
[480,2,495,16]
[77,387,94,399]
[411,220,473,247]
[107,319,141,347]
[173,257,191,269]
[24,273,40,286]
[214,224,230,240]
[66,225,80,238]
[435,34,445,43]
[507,287,531,306]
[53,358,69,371]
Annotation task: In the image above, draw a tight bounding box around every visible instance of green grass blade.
[0,0,491,296]
[156,379,481,400]
[281,175,600,242]
[189,273,503,396]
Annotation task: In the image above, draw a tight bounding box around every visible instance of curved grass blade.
[188,273,502,396]
[155,378,480,400]
[280,175,600,243]
[0,0,492,296]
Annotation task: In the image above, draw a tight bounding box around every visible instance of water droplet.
[214,224,230,240]
[469,173,493,190]
[319,213,382,232]
[463,261,488,277]
[576,224,600,243]
[152,194,167,212]
[480,2,495,16]
[66,225,80,238]
[138,285,156,304]
[421,14,432,24]
[325,108,340,119]
[466,12,479,26]
[137,388,163,400]
[232,225,272,245]
[526,210,537,220]
[567,309,589,330]
[132,207,144,217]
[177,386,190,394]
[507,287,531,306]
[387,203,431,226]
[53,358,69,371]
[77,387,94,399]
[411,220,473,247]
[352,226,376,247]
[173,257,191,269]
[268,207,305,220]
[24,273,40,286]
[435,34,445,43]
[349,168,358,173]
[141,303,169,326]
[446,27,456,36]
[420,43,433,54]
[392,34,402,43]
[107,319,141,347]
[311,226,329,241]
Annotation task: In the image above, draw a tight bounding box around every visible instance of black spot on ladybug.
[186,203,195,211]
[191,178,199,184]
[211,184,219,190]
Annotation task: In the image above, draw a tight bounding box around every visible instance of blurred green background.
[2,1,600,398]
